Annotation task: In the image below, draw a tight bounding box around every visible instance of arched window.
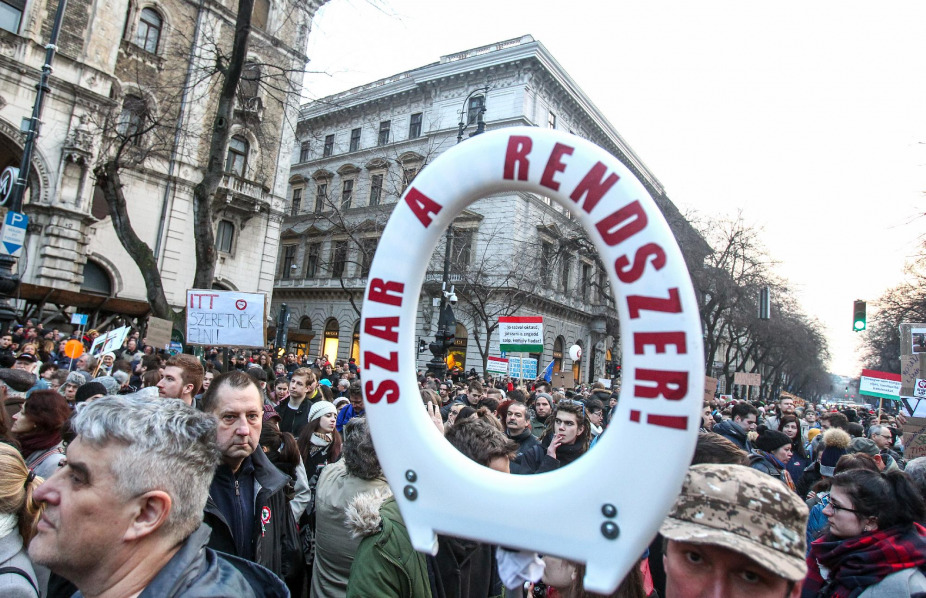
[215,220,234,253]
[553,336,565,373]
[117,94,147,143]
[135,8,163,53]
[322,319,339,361]
[81,260,113,296]
[299,316,312,330]
[225,135,248,177]
[238,62,261,109]
[252,0,270,29]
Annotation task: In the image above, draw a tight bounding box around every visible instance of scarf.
[802,523,926,598]
[18,428,62,456]
[0,512,16,541]
[310,433,331,454]
[758,450,796,491]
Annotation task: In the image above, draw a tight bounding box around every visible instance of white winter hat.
[308,400,337,423]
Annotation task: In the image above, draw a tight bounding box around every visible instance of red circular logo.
[261,506,271,524]
[235,299,247,311]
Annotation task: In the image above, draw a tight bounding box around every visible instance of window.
[378,121,390,146]
[581,263,592,300]
[252,0,269,29]
[117,94,147,143]
[323,134,334,157]
[467,96,484,125]
[540,241,554,285]
[135,8,162,53]
[341,179,353,209]
[216,220,234,253]
[290,188,302,216]
[369,173,383,206]
[225,136,248,177]
[331,241,348,278]
[360,237,378,277]
[349,128,361,152]
[299,141,310,162]
[409,113,422,139]
[561,257,571,293]
[0,0,25,33]
[305,243,321,278]
[314,182,327,212]
[402,167,417,192]
[451,229,473,273]
[548,111,557,129]
[238,62,261,107]
[280,245,297,279]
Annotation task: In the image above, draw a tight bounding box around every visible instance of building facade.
[273,35,706,383]
[0,0,325,325]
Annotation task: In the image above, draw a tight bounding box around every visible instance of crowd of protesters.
[0,320,923,597]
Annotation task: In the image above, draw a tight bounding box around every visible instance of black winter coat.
[204,448,303,586]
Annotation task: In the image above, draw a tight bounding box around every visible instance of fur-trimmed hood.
[344,486,394,539]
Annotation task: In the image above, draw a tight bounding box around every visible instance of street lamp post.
[425,86,489,380]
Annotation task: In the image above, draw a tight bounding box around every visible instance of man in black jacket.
[506,401,540,473]
[202,370,303,591]
[712,402,758,451]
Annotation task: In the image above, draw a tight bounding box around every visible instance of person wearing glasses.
[803,469,926,597]
[867,424,903,472]
[516,399,589,474]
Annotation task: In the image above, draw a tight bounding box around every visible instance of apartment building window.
[378,121,391,146]
[117,95,147,143]
[290,188,302,216]
[581,263,592,300]
[360,237,379,277]
[369,173,383,206]
[561,257,571,293]
[0,0,25,33]
[540,241,554,285]
[349,128,361,152]
[252,0,269,29]
[402,167,417,192]
[305,242,321,278]
[280,245,297,279]
[467,96,484,125]
[314,182,327,213]
[225,136,248,177]
[451,229,473,273]
[548,111,557,129]
[331,241,348,278]
[135,8,163,54]
[409,113,422,139]
[299,141,310,162]
[215,220,234,253]
[341,179,354,209]
[323,134,334,157]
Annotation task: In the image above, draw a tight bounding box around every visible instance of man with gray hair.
[28,394,288,597]
[867,423,903,471]
[906,456,926,501]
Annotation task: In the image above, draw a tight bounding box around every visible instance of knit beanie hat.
[848,437,879,457]
[75,382,108,404]
[819,428,851,477]
[93,376,120,395]
[807,428,822,443]
[754,430,793,453]
[308,400,337,423]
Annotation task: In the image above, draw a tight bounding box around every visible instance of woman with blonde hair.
[0,442,44,596]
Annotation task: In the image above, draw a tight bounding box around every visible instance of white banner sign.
[186,290,266,348]
[89,326,130,356]
[486,356,509,375]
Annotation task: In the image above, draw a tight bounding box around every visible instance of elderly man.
[660,464,808,598]
[201,370,302,589]
[28,394,287,597]
[867,423,903,471]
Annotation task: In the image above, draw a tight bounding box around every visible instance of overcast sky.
[301,1,926,376]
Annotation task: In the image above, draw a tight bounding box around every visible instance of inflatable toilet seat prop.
[360,127,703,594]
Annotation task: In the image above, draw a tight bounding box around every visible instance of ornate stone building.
[273,35,706,382]
[0,0,325,325]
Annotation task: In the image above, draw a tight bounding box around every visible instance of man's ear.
[124,491,172,542]
[183,383,195,397]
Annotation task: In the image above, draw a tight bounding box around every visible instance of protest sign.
[498,316,543,353]
[89,326,129,356]
[859,369,901,400]
[186,290,266,348]
[902,417,926,460]
[733,372,761,386]
[146,316,174,350]
[486,356,509,375]
[704,377,718,402]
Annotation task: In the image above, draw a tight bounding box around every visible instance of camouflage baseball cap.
[659,464,809,582]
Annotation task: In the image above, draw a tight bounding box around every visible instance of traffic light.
[417,338,427,354]
[852,300,867,332]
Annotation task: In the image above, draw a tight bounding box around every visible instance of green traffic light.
[853,320,866,331]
